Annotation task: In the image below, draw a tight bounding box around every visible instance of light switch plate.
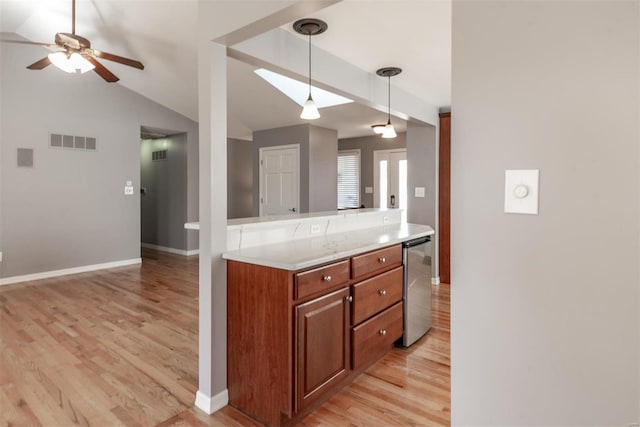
[125,186,134,195]
[504,169,539,214]
[415,187,425,198]
[365,186,373,194]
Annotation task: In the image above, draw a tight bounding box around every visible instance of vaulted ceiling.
[1,0,451,140]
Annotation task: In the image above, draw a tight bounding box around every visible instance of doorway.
[259,144,300,216]
[139,126,190,255]
[373,149,408,220]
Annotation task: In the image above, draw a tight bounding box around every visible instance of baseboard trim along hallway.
[141,242,199,256]
[0,258,142,286]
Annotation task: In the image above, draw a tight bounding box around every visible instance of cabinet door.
[295,287,351,412]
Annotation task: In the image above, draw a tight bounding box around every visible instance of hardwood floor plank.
[0,249,450,426]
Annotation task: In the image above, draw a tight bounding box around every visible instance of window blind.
[337,150,360,209]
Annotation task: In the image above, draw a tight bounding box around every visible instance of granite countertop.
[222,223,434,271]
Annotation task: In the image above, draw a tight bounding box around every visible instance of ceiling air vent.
[50,133,97,151]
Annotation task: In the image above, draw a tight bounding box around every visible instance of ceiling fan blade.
[85,57,119,82]
[92,50,144,70]
[1,39,58,48]
[27,57,52,70]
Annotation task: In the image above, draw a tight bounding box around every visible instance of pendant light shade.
[382,122,397,139]
[300,95,320,119]
[376,67,402,139]
[293,18,327,121]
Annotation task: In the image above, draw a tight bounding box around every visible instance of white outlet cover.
[126,180,133,186]
[504,169,539,214]
[125,186,134,195]
[310,224,321,234]
[365,186,373,194]
[414,187,426,198]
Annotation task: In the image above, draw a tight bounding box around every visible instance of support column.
[195,39,228,414]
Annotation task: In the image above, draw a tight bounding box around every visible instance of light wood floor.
[0,249,450,426]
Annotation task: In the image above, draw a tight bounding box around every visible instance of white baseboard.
[0,258,142,286]
[194,389,228,415]
[432,276,441,285]
[141,243,199,256]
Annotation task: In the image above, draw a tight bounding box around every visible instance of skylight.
[254,68,353,109]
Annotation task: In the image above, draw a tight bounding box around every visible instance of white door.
[373,149,408,218]
[259,144,300,216]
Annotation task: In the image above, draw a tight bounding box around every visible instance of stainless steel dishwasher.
[400,236,432,347]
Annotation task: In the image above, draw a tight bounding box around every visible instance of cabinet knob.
[379,289,387,296]
[323,275,332,282]
[378,257,386,263]
[379,329,387,336]
[345,295,353,303]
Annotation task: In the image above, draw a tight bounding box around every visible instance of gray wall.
[406,123,436,227]
[140,134,188,250]
[451,1,639,424]
[0,40,199,278]
[227,138,253,219]
[309,126,338,212]
[338,133,407,208]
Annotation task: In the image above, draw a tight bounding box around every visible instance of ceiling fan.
[1,0,144,83]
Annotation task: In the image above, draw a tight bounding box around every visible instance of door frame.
[372,148,407,209]
[259,143,300,216]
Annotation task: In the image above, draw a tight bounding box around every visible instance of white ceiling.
[1,0,451,140]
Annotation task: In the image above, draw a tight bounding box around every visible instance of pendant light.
[376,67,402,139]
[293,18,327,120]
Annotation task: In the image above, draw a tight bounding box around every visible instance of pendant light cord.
[308,32,312,95]
[387,75,391,124]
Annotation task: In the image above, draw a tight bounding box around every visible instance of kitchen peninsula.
[187,209,434,426]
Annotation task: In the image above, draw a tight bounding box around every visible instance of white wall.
[451,1,639,424]
[0,39,199,279]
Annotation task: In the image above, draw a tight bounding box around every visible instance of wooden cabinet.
[295,287,350,412]
[227,243,405,426]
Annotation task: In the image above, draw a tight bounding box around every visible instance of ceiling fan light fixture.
[48,51,94,74]
[371,124,386,134]
[293,18,328,121]
[300,95,320,120]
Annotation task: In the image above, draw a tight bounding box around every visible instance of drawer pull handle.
[379,289,387,296]
[323,275,332,282]
[378,257,386,263]
[379,329,387,336]
[345,295,353,303]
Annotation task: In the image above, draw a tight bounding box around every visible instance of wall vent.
[50,133,97,151]
[152,150,168,161]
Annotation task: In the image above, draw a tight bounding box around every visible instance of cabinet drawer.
[352,266,403,325]
[351,245,402,280]
[295,260,350,300]
[351,302,403,370]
